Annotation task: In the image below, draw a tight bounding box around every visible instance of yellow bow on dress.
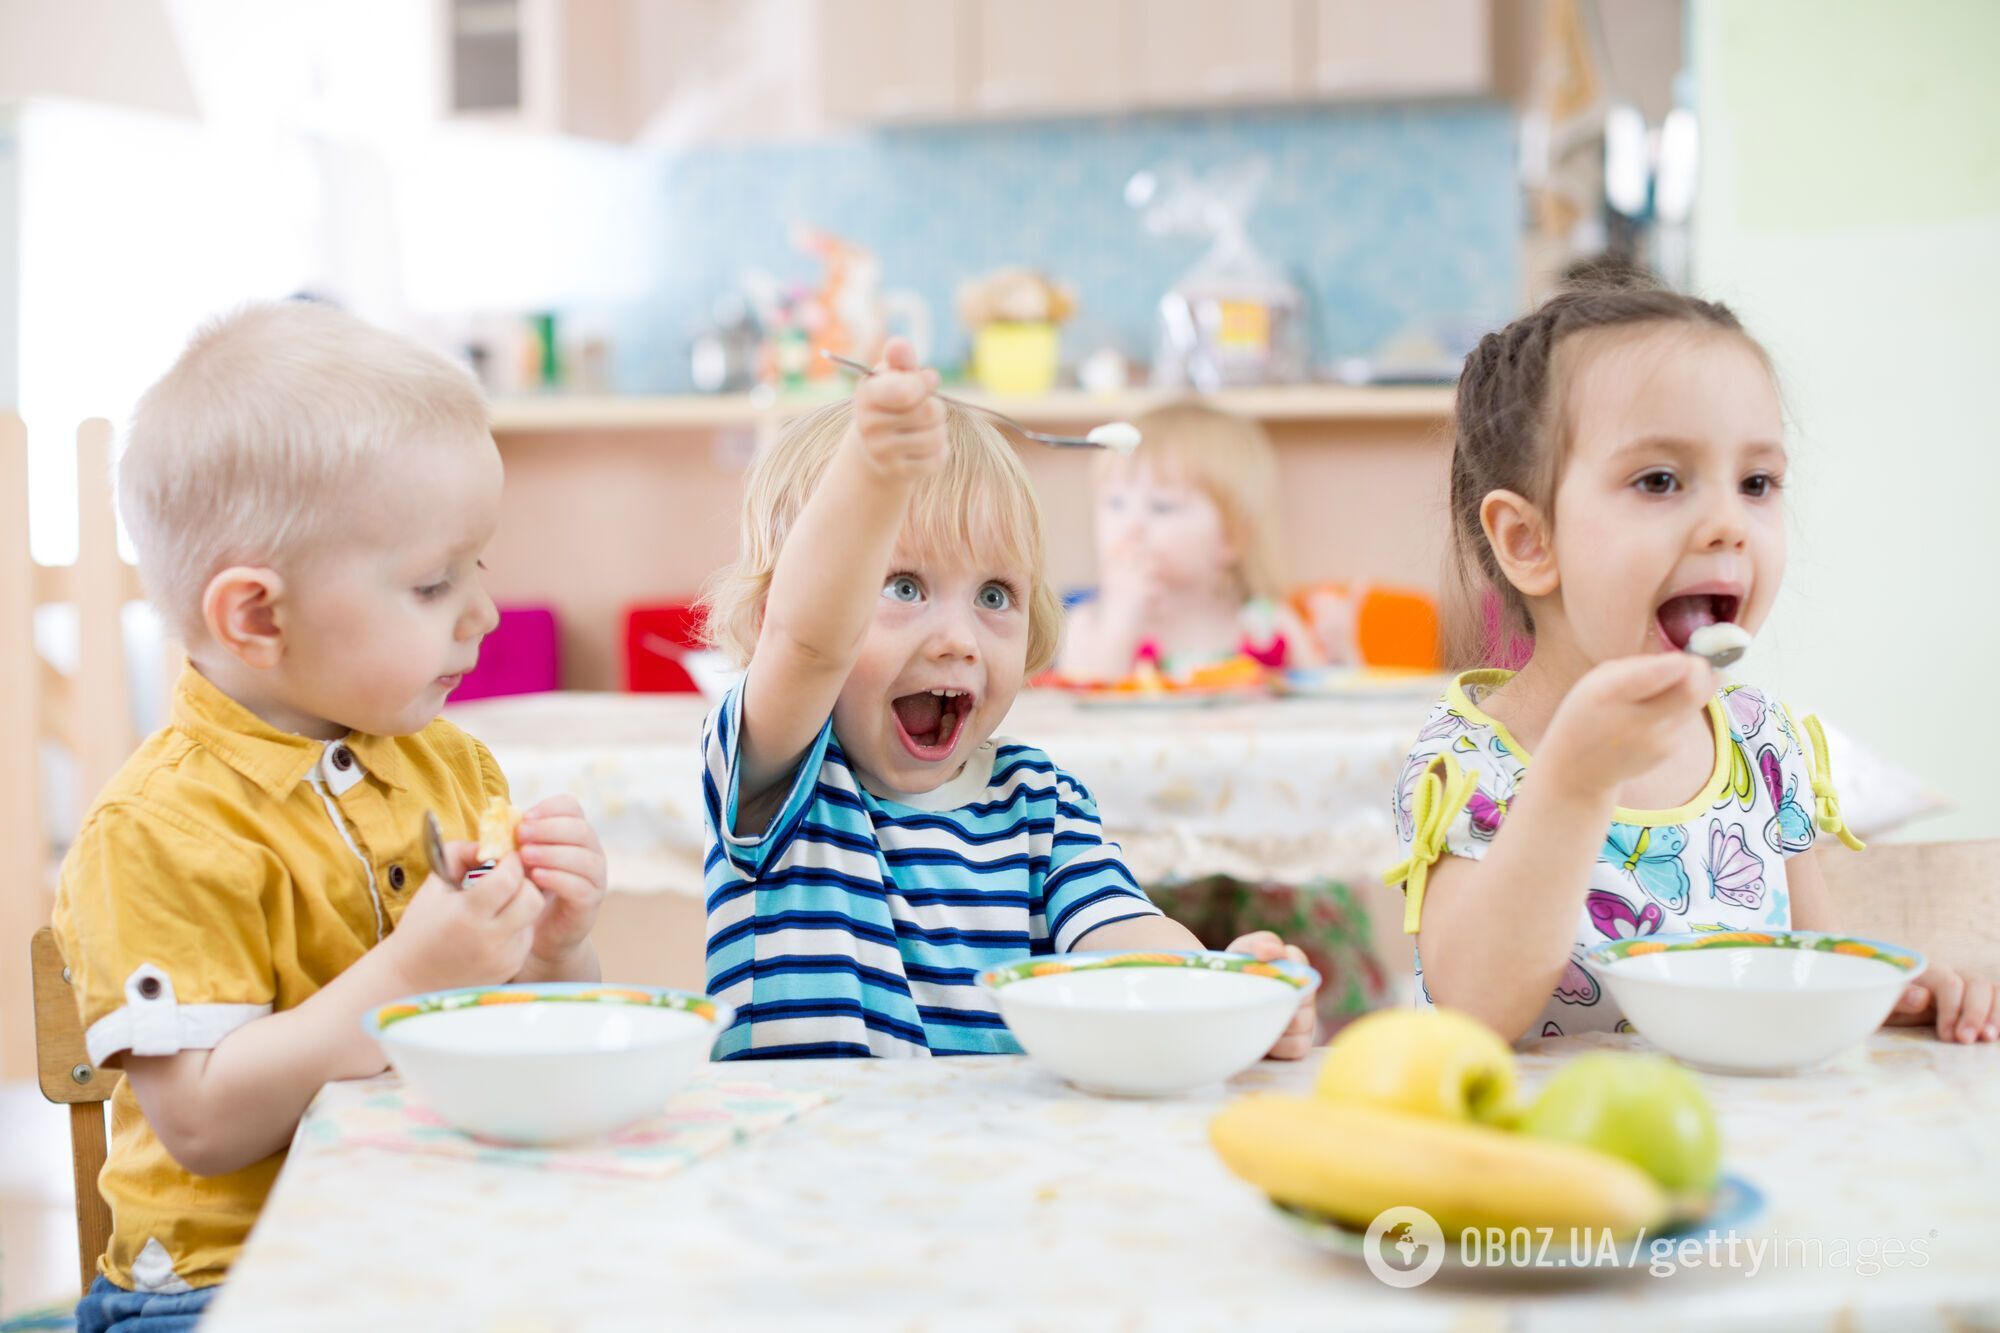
[1382,754,1479,934]
[1801,713,1866,851]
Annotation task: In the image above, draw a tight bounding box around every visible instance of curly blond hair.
[700,400,1064,674]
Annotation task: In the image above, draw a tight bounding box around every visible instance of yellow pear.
[1315,1008,1518,1124]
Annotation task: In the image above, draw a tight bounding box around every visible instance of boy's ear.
[202,566,286,669]
[1479,490,1559,599]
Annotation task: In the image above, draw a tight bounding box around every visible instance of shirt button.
[330,744,354,772]
[389,864,407,891]
[137,976,162,1000]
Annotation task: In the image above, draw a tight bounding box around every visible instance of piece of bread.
[476,797,523,862]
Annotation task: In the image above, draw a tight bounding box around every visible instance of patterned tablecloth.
[444,687,1941,908]
[444,686,1442,896]
[205,1031,2000,1332]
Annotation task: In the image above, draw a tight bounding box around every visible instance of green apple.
[1315,1008,1518,1124]
[1520,1053,1721,1202]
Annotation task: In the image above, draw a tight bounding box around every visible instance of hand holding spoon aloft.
[822,350,1141,453]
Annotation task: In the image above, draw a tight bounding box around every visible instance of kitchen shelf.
[487,384,1457,434]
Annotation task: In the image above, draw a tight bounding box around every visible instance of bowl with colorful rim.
[363,982,734,1144]
[977,950,1318,1097]
[1581,931,1925,1075]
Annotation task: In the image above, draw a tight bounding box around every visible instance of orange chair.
[1290,581,1441,671]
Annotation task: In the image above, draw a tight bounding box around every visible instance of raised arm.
[734,339,947,822]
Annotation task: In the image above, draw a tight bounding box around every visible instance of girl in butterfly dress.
[1384,285,1998,1044]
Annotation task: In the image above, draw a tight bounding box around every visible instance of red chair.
[625,603,707,693]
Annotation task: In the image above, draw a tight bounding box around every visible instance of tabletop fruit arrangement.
[1210,1010,1726,1243]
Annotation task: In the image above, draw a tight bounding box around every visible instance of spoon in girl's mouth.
[1685,621,1753,669]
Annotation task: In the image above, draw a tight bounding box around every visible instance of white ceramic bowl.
[1582,931,1925,1075]
[363,983,734,1144]
[978,951,1317,1097]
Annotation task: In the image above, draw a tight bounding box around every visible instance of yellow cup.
[972,322,1059,396]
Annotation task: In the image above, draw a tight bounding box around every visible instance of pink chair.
[451,606,561,701]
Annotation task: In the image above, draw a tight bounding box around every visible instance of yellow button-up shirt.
[52,664,509,1293]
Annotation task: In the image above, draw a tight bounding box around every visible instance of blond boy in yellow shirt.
[51,302,608,1328]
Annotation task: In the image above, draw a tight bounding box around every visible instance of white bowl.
[978,951,1317,1097]
[1582,931,1925,1075]
[363,983,734,1144]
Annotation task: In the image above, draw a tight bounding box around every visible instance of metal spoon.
[423,811,462,891]
[1685,622,1752,670]
[820,350,1135,451]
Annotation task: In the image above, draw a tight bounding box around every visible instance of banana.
[1210,1094,1669,1237]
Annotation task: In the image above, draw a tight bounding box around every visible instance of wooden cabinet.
[1129,0,1299,106]
[817,0,1509,127]
[438,0,641,139]
[821,0,971,122]
[967,0,1128,117]
[1307,0,1493,99]
[441,0,1518,140]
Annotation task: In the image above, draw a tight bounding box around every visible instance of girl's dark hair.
[1444,283,1765,667]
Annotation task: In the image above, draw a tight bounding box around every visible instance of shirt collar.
[856,739,998,812]
[170,662,410,798]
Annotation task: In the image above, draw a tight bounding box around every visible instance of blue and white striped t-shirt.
[701,684,1162,1059]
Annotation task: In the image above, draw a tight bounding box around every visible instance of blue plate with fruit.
[1271,1173,1765,1277]
[1211,1010,1763,1281]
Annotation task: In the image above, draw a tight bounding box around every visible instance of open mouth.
[1656,592,1741,651]
[891,688,975,762]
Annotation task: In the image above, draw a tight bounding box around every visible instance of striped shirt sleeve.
[1040,768,1160,952]
[701,682,833,885]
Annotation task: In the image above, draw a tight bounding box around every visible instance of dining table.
[202,1030,2000,1331]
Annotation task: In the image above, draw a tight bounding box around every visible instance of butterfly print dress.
[1386,671,1859,1038]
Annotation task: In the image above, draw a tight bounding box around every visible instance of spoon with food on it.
[423,798,524,891]
[1660,591,1753,669]
[821,350,1141,453]
[1686,621,1752,669]
[1656,588,1752,664]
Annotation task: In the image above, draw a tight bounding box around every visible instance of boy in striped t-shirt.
[696,340,1317,1059]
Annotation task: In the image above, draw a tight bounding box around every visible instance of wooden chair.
[1819,839,2000,979]
[3,414,154,1078]
[31,924,122,1296]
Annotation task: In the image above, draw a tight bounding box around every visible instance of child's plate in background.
[1040,656,1274,708]
[1278,667,1449,701]
[1071,685,1268,710]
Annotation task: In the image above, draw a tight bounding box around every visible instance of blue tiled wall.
[616,103,1520,392]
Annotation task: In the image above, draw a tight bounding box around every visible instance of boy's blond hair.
[703,400,1064,674]
[1101,400,1289,603]
[118,301,490,641]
